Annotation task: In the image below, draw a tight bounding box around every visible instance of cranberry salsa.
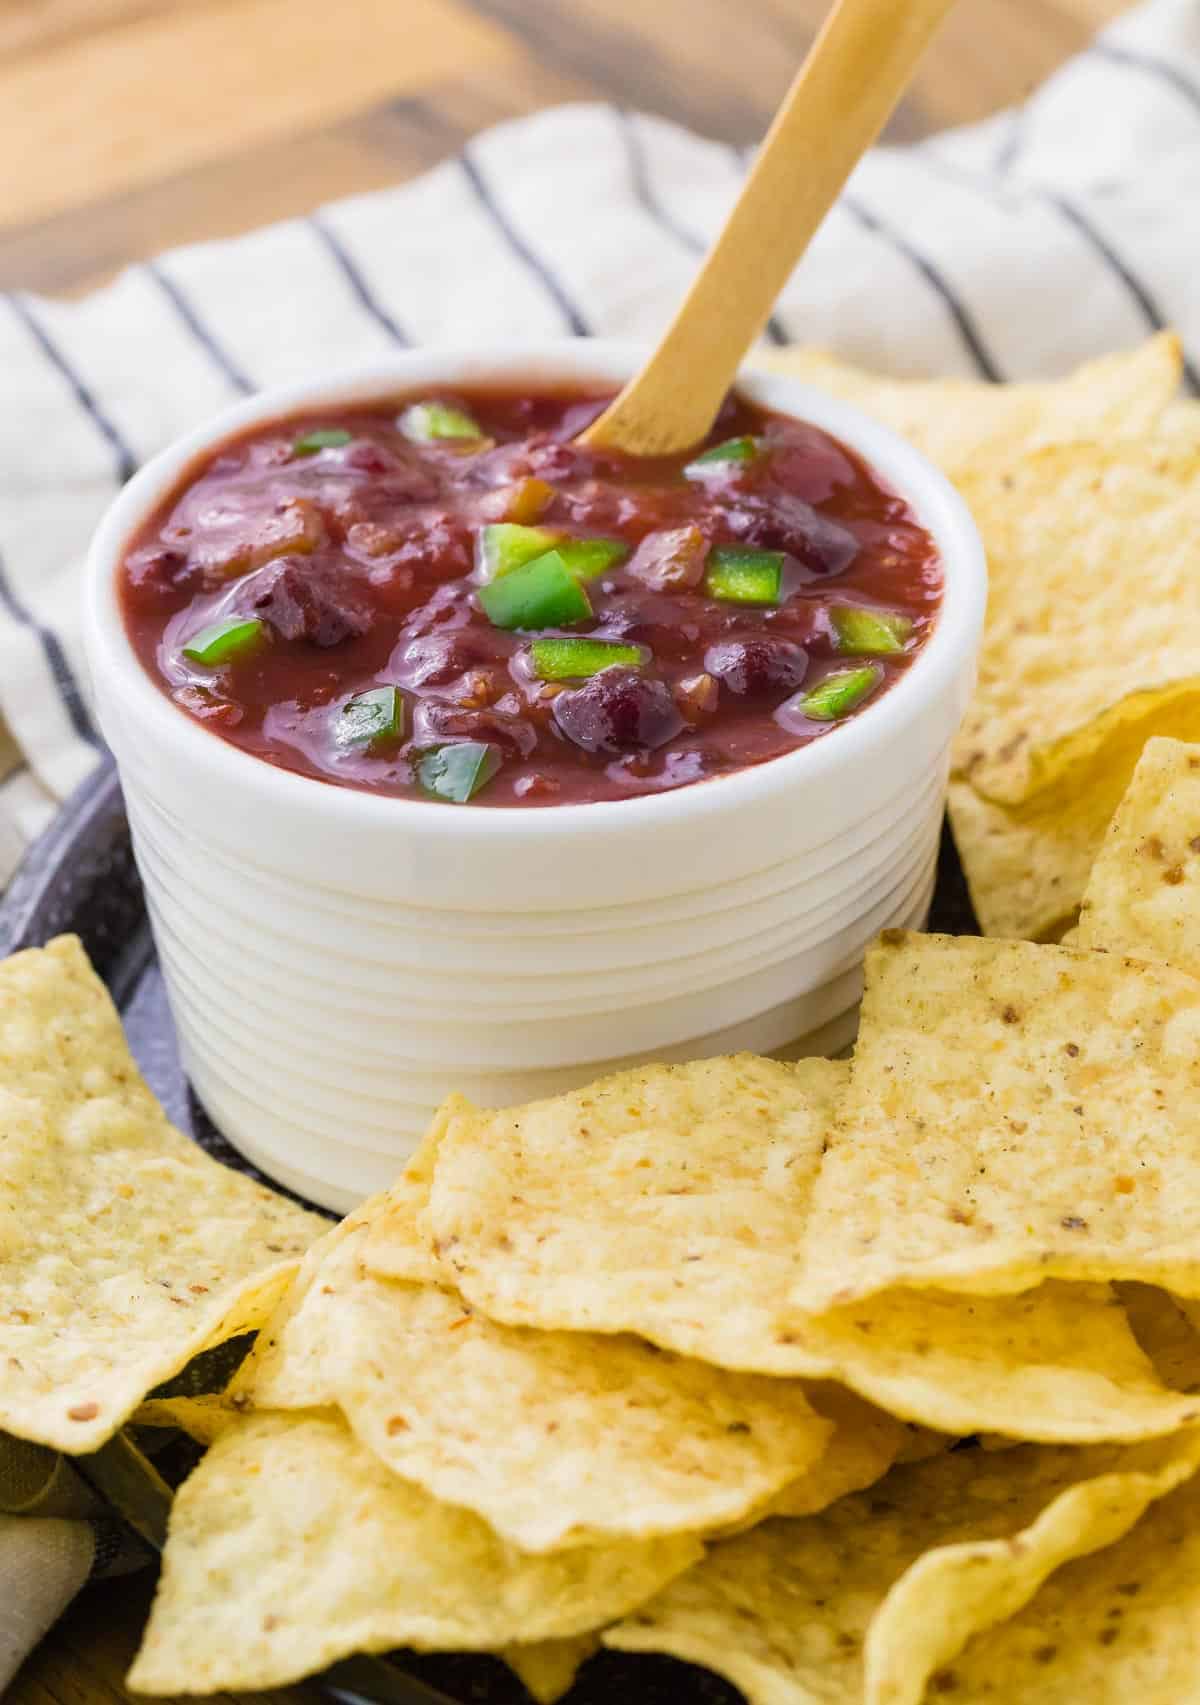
[121,386,943,807]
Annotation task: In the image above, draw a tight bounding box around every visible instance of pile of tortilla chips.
[13,343,1200,1705]
[767,334,1200,942]
[118,736,1200,1704]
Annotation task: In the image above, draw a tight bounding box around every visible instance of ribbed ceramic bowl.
[85,343,986,1211]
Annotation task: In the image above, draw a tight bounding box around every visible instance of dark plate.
[0,755,977,1705]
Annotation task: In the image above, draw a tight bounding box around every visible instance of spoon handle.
[581,0,958,456]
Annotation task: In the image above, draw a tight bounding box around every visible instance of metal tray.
[0,755,977,1704]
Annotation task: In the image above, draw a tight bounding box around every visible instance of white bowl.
[84,342,985,1211]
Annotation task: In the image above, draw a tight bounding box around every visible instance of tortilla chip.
[359,1109,451,1285]
[894,1425,955,1463]
[758,335,1181,478]
[767,1387,907,1519]
[950,706,1200,944]
[1155,397,1200,442]
[1074,736,1200,974]
[941,1470,1200,1702]
[952,443,1200,806]
[395,1056,838,1372]
[604,1430,1200,1705]
[237,1223,831,1552]
[419,1056,1199,1440]
[128,1410,702,1694]
[799,931,1200,1308]
[501,1638,598,1703]
[0,937,327,1452]
[134,1395,239,1446]
[792,1283,1200,1444]
[1117,1284,1200,1393]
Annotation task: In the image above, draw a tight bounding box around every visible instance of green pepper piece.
[555,537,628,579]
[684,436,760,479]
[419,741,502,803]
[478,550,592,630]
[831,605,913,655]
[293,427,353,455]
[399,400,483,442]
[530,637,645,680]
[336,686,405,749]
[796,664,883,721]
[477,526,628,584]
[704,548,784,606]
[477,523,560,582]
[182,617,267,667]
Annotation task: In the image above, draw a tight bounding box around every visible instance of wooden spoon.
[579,0,958,456]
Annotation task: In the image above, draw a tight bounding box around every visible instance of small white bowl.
[85,343,985,1211]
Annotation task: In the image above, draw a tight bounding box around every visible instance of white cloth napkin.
[2,0,1200,1685]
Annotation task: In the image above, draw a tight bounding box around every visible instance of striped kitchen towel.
[2,0,1200,885]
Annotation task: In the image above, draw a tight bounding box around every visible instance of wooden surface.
[3,0,1126,297]
[4,0,1125,1699]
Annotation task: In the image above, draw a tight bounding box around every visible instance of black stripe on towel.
[992,108,1027,176]
[144,262,254,395]
[1091,40,1200,119]
[0,550,99,746]
[5,294,137,483]
[308,215,412,346]
[458,149,591,335]
[841,195,1004,381]
[1047,192,1200,395]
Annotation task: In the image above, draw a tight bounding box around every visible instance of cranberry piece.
[601,593,720,664]
[245,557,370,647]
[721,493,858,575]
[553,667,684,755]
[412,699,537,759]
[764,429,857,505]
[394,630,505,688]
[391,512,471,579]
[704,638,808,698]
[173,685,244,728]
[125,546,193,596]
[512,435,589,483]
[627,525,708,591]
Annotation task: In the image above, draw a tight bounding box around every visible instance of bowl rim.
[84,340,986,843]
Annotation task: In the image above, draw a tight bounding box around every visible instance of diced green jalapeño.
[182,617,267,667]
[795,664,883,722]
[478,551,592,630]
[477,523,560,582]
[684,436,760,479]
[419,741,501,803]
[704,548,784,606]
[292,427,352,455]
[831,605,913,655]
[335,686,404,750]
[556,537,628,579]
[530,637,645,681]
[399,400,483,442]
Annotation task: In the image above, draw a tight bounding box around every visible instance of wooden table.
[4,0,1124,296]
[5,0,1124,1698]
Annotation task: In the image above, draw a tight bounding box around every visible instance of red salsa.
[120,387,942,807]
